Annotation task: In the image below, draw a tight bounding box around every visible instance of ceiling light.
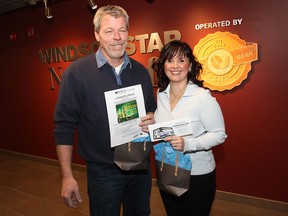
[43,0,52,19]
[45,6,52,19]
[87,0,97,9]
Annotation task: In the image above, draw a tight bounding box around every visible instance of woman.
[152,40,227,216]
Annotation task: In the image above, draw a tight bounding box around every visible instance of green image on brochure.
[116,100,139,123]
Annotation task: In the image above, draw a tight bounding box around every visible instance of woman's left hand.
[164,136,185,151]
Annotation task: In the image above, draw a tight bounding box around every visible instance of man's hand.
[139,112,155,133]
[61,176,82,208]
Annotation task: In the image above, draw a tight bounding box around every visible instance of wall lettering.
[195,18,243,30]
[39,41,99,64]
[42,30,182,90]
[48,67,63,90]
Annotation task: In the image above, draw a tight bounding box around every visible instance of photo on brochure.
[116,99,139,123]
[152,127,175,140]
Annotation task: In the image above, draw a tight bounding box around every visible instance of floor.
[0,151,287,216]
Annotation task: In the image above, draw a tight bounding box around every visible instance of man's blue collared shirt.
[95,49,131,85]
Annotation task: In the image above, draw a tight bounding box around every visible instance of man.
[54,5,156,216]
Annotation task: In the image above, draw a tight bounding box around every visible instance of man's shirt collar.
[95,48,131,69]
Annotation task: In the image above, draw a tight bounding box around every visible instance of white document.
[104,84,147,148]
[148,118,206,142]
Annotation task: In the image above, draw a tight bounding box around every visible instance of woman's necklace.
[170,92,184,103]
[169,85,186,109]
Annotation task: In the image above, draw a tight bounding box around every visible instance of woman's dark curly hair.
[152,40,203,92]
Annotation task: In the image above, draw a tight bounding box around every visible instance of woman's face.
[164,53,191,84]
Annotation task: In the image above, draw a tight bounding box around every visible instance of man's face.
[94,14,128,63]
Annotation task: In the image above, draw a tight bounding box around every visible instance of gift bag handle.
[127,140,147,152]
[128,142,131,152]
[175,152,179,176]
[160,148,179,176]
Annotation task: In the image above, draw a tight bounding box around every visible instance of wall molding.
[1,148,287,214]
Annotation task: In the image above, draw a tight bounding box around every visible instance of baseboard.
[1,148,287,213]
[213,190,288,213]
[0,148,86,171]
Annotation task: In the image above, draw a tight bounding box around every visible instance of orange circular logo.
[194,31,258,91]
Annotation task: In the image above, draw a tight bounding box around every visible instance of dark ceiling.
[0,0,66,16]
[0,0,26,15]
[0,0,154,16]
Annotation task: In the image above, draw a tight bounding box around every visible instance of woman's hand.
[139,112,155,133]
[164,136,185,151]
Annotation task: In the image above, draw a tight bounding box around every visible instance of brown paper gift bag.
[114,140,153,171]
[155,151,191,197]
